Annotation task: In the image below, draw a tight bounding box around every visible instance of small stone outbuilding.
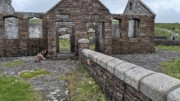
[112,0,156,54]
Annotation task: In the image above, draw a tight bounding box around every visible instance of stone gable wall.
[44,0,112,57]
[124,0,154,15]
[112,14,155,54]
[80,49,180,101]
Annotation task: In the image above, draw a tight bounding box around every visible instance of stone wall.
[0,13,47,57]
[0,0,15,14]
[44,0,112,57]
[112,14,155,54]
[80,49,180,101]
[155,39,180,46]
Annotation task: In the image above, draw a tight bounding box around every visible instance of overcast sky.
[12,0,180,23]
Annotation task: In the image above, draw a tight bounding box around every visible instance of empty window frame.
[128,19,140,38]
[4,17,19,39]
[112,19,122,38]
[129,2,133,10]
[91,14,100,20]
[29,17,43,38]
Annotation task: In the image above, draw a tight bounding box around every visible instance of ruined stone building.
[0,0,155,57]
[112,0,155,54]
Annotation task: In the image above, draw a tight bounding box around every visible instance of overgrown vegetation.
[154,27,172,37]
[0,60,24,68]
[0,75,43,101]
[155,23,180,40]
[155,45,180,52]
[155,23,180,33]
[89,44,95,51]
[161,58,180,79]
[59,38,70,52]
[60,61,106,101]
[19,69,50,79]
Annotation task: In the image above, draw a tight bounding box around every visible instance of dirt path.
[0,57,78,101]
[113,50,180,73]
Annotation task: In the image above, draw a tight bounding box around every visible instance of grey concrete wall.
[81,49,180,101]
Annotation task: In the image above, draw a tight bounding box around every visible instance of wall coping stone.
[140,73,180,101]
[167,87,180,101]
[106,58,125,74]
[82,49,180,101]
[124,67,155,90]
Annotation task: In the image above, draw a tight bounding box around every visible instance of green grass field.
[161,58,180,79]
[155,45,180,79]
[155,23,180,34]
[29,19,42,24]
[0,60,24,68]
[59,38,71,52]
[0,75,43,101]
[60,61,106,101]
[20,69,50,79]
[155,23,180,40]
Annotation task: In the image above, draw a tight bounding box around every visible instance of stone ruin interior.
[0,0,155,58]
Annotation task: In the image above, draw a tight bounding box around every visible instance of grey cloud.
[12,0,179,23]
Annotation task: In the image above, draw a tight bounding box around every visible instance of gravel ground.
[113,49,180,73]
[0,57,78,101]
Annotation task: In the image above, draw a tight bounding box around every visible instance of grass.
[0,60,24,68]
[155,45,180,52]
[155,23,180,40]
[29,19,42,24]
[59,38,70,52]
[89,44,95,51]
[0,75,43,101]
[155,23,180,33]
[60,61,106,101]
[154,27,172,37]
[19,69,50,79]
[161,58,180,79]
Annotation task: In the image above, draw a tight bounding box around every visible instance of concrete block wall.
[80,49,180,101]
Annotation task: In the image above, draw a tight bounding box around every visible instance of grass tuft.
[59,38,70,52]
[161,58,180,79]
[0,74,43,101]
[0,60,24,68]
[19,69,50,79]
[60,61,106,101]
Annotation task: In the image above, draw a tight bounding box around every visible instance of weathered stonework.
[112,14,155,54]
[112,0,155,54]
[0,0,15,14]
[0,0,155,57]
[44,0,112,57]
[80,49,180,101]
[0,13,47,57]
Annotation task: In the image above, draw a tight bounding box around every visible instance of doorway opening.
[57,27,72,53]
[87,28,96,50]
